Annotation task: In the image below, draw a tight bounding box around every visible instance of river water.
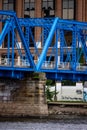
[0,118,87,130]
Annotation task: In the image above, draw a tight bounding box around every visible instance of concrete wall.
[49,82,83,101]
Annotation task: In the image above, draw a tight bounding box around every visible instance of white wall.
[49,82,83,101]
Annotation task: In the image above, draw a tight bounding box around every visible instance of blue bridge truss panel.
[0,10,87,81]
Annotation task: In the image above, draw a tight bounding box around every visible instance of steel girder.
[0,10,87,81]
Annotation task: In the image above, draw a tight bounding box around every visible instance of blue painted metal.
[0,10,35,69]
[36,17,59,70]
[14,13,35,69]
[7,30,10,65]
[14,34,23,60]
[1,10,87,81]
[72,26,77,70]
[0,20,11,46]
[60,29,64,64]
[12,24,14,67]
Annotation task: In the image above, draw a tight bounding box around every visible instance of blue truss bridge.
[0,10,87,81]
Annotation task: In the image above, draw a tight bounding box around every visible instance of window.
[24,0,35,18]
[24,0,35,47]
[62,0,75,19]
[3,0,15,10]
[2,0,15,48]
[42,0,55,17]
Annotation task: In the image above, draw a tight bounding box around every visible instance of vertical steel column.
[12,25,14,67]
[60,29,64,63]
[25,26,29,62]
[72,26,76,70]
[25,26,29,46]
[7,30,10,65]
[77,30,81,63]
[55,29,58,69]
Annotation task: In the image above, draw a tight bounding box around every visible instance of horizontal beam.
[0,10,16,16]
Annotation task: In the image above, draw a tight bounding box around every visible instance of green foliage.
[46,80,58,102]
[32,73,40,80]
[62,80,76,86]
[79,55,84,64]
[45,86,58,102]
[46,79,55,86]
[45,86,55,102]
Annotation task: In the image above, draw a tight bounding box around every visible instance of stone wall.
[0,73,48,117]
[0,102,48,117]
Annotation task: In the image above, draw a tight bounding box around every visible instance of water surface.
[0,118,87,130]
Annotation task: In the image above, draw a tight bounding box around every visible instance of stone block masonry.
[0,73,48,117]
[0,102,48,117]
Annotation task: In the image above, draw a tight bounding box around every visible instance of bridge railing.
[41,61,55,69]
[0,58,30,67]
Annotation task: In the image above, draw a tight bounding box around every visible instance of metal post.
[72,26,76,70]
[7,30,10,65]
[12,25,14,67]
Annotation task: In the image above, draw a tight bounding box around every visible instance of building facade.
[0,0,87,21]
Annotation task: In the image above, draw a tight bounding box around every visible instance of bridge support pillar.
[12,73,48,117]
[0,73,48,117]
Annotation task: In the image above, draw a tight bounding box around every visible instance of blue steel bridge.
[0,10,87,81]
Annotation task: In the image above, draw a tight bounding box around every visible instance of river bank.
[48,102,87,120]
[0,102,87,121]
